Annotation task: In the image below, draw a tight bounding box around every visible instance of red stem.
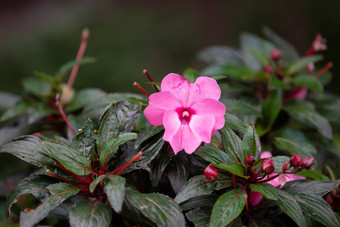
[56,163,92,184]
[55,95,76,137]
[46,169,88,189]
[143,69,159,92]
[232,174,236,189]
[110,152,142,175]
[315,62,333,78]
[133,82,150,96]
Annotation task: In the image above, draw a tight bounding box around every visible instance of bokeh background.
[0,0,339,95]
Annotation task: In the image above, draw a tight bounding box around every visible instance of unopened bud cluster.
[203,164,219,180]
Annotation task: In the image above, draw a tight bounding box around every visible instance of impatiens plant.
[1,28,340,226]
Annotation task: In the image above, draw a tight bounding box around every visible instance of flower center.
[177,108,195,124]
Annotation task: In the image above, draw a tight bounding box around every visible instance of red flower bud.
[204,164,219,180]
[246,154,256,166]
[301,157,315,169]
[290,155,302,168]
[282,161,290,172]
[270,47,282,61]
[306,62,315,74]
[261,159,274,175]
[264,65,273,74]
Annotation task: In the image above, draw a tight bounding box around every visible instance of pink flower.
[249,151,305,206]
[144,73,226,154]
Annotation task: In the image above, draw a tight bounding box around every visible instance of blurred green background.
[0,0,339,95]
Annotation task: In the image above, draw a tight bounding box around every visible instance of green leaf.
[221,127,243,162]
[89,175,107,193]
[66,88,106,112]
[167,152,189,194]
[249,183,278,200]
[99,133,137,167]
[195,147,233,166]
[0,99,31,122]
[126,188,185,227]
[20,183,80,227]
[0,135,56,168]
[274,137,316,158]
[271,190,306,227]
[104,175,126,213]
[33,71,56,84]
[186,207,211,227]
[22,77,51,99]
[97,101,141,151]
[55,57,96,79]
[71,119,96,159]
[42,141,92,175]
[283,180,340,196]
[134,126,163,148]
[150,147,171,187]
[225,114,247,133]
[175,175,216,204]
[243,125,259,159]
[262,89,282,127]
[6,175,56,215]
[296,170,329,181]
[287,55,323,75]
[202,64,254,80]
[69,200,112,227]
[182,68,200,83]
[293,74,323,94]
[198,46,242,65]
[271,156,290,173]
[222,99,260,116]
[210,189,246,227]
[268,74,291,90]
[180,195,218,211]
[219,162,248,178]
[293,192,339,227]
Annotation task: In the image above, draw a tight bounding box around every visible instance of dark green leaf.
[274,137,316,158]
[150,146,171,187]
[180,195,218,211]
[249,183,278,200]
[221,127,243,162]
[89,175,106,193]
[104,175,126,213]
[271,156,290,173]
[182,68,200,83]
[283,180,340,196]
[167,152,189,194]
[222,99,260,116]
[66,88,106,112]
[186,207,211,227]
[175,175,216,203]
[195,146,233,166]
[198,46,243,65]
[271,190,306,227]
[225,114,247,133]
[287,55,323,75]
[1,99,31,122]
[262,89,282,127]
[134,126,163,148]
[97,101,141,151]
[0,135,56,168]
[69,200,112,227]
[20,183,79,227]
[268,74,291,90]
[71,119,96,159]
[22,77,51,99]
[99,133,137,167]
[6,175,56,215]
[202,65,254,80]
[42,141,92,175]
[219,162,248,178]
[33,71,56,84]
[292,74,323,93]
[126,188,185,227]
[56,57,96,79]
[293,192,339,227]
[243,125,259,159]
[296,170,329,181]
[210,189,246,227]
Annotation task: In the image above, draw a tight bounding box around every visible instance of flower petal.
[144,106,165,126]
[191,98,226,132]
[189,114,215,142]
[181,124,202,154]
[148,91,182,110]
[163,110,181,142]
[161,73,191,106]
[260,151,272,159]
[194,76,221,101]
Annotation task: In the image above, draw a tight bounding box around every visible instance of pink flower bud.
[306,62,315,74]
[312,34,327,52]
[301,157,315,169]
[270,47,282,61]
[32,132,43,137]
[204,164,219,180]
[282,161,290,172]
[261,159,274,175]
[264,65,273,74]
[246,154,256,166]
[290,155,302,168]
